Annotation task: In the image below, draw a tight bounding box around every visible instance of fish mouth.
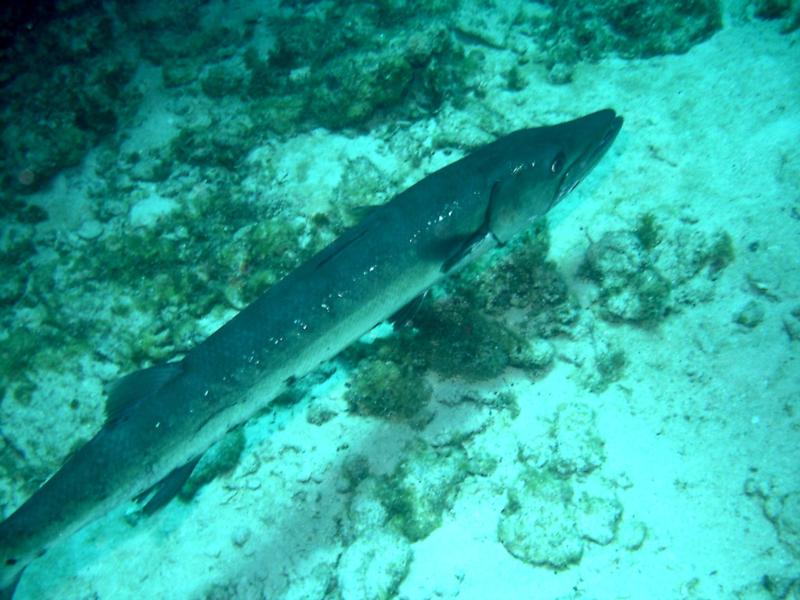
[555,109,623,205]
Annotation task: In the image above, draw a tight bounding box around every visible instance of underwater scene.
[0,0,799,598]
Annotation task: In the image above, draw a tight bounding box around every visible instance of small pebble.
[77,219,103,240]
[618,519,647,551]
[231,526,251,547]
[784,310,800,341]
[734,300,765,328]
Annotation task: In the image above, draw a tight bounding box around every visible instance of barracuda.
[0,109,622,596]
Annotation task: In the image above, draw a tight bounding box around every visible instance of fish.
[0,108,623,596]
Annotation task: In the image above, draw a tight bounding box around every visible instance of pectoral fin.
[440,225,499,274]
[440,186,502,273]
[138,456,201,516]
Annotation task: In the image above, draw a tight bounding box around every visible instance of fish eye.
[5,557,17,566]
[550,152,566,174]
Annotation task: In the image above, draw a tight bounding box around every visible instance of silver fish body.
[0,109,622,595]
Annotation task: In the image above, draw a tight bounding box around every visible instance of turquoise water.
[0,1,798,598]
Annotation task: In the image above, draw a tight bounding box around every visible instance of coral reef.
[337,531,413,600]
[378,441,468,542]
[465,222,575,334]
[346,358,432,420]
[538,0,723,82]
[745,477,800,558]
[581,216,735,325]
[1,6,138,195]
[500,403,624,569]
[498,469,585,569]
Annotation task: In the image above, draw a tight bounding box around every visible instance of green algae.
[634,212,663,250]
[591,347,628,393]
[350,294,533,383]
[346,359,432,420]
[378,441,468,542]
[342,222,566,387]
[706,230,735,276]
[540,0,723,83]
[581,223,735,326]
[89,192,311,316]
[471,223,571,322]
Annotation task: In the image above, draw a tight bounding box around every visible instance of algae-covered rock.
[548,403,606,477]
[540,0,722,82]
[0,227,36,306]
[259,3,472,131]
[0,264,27,307]
[90,187,311,352]
[734,300,766,328]
[753,0,794,19]
[602,268,672,323]
[516,402,607,479]
[654,226,734,283]
[346,257,557,382]
[337,454,372,501]
[748,0,800,32]
[463,224,576,337]
[585,345,628,393]
[337,531,412,600]
[634,212,664,251]
[509,338,555,373]
[769,491,800,557]
[306,400,338,426]
[618,518,648,551]
[309,51,413,130]
[576,489,623,544]
[346,358,432,420]
[408,296,524,381]
[379,441,468,542]
[582,222,736,325]
[498,465,623,570]
[498,470,583,569]
[736,575,800,600]
[583,230,646,284]
[1,42,137,192]
[170,115,255,169]
[342,478,391,542]
[745,477,800,558]
[200,64,245,99]
[162,60,198,88]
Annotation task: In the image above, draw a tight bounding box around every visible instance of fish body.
[0,109,622,595]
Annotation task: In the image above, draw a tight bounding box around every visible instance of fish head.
[488,108,623,243]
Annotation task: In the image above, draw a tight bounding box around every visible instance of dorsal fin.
[314,228,368,270]
[105,363,183,423]
[347,203,384,222]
